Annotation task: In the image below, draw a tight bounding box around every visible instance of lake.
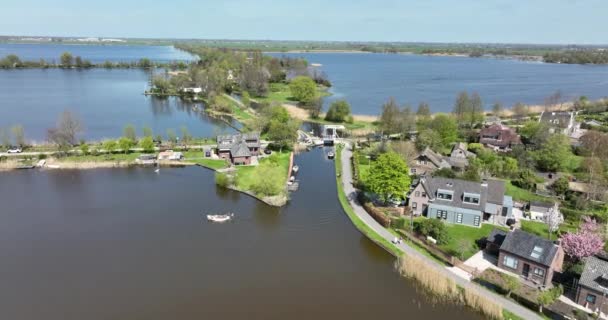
[0,43,195,63]
[0,68,237,141]
[0,148,481,320]
[271,52,608,114]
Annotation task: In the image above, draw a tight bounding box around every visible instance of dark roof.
[499,229,559,267]
[230,142,251,158]
[417,148,450,169]
[420,177,506,211]
[530,201,555,212]
[579,256,608,292]
[217,132,260,152]
[540,111,573,129]
[487,228,508,246]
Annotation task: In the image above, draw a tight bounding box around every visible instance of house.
[484,115,502,126]
[539,111,575,135]
[408,176,513,226]
[576,255,608,314]
[447,143,475,170]
[479,123,522,151]
[529,201,561,221]
[409,148,451,175]
[489,229,564,287]
[182,87,203,94]
[158,151,183,161]
[216,132,260,165]
[136,154,156,165]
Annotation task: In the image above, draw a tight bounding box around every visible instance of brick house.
[216,132,260,165]
[479,123,521,151]
[408,176,513,226]
[576,255,608,314]
[489,229,564,287]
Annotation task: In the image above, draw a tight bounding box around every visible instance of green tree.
[289,76,317,105]
[503,274,521,298]
[535,134,573,172]
[453,91,470,123]
[379,97,401,134]
[241,91,251,108]
[11,125,25,147]
[429,114,458,148]
[139,136,155,153]
[142,126,153,138]
[267,119,299,152]
[103,140,117,155]
[537,285,562,313]
[60,52,73,67]
[249,162,284,197]
[215,172,231,188]
[415,129,442,151]
[123,124,137,142]
[74,56,83,68]
[551,176,570,196]
[366,152,411,203]
[400,105,416,135]
[118,137,134,154]
[416,102,432,126]
[79,143,89,155]
[468,92,484,127]
[152,76,172,95]
[138,58,152,68]
[180,126,192,145]
[520,121,550,146]
[325,100,351,122]
[166,129,177,145]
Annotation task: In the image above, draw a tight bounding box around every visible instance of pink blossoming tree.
[561,217,605,261]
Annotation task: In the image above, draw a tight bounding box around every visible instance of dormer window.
[436,189,454,201]
[463,192,480,205]
[531,246,544,260]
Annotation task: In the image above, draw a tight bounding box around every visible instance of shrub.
[324,100,351,122]
[37,154,47,160]
[215,172,230,188]
[415,219,449,244]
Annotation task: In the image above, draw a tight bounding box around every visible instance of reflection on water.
[0,148,481,320]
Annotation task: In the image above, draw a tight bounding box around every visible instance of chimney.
[481,179,488,187]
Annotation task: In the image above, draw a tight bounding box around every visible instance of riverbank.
[335,141,542,320]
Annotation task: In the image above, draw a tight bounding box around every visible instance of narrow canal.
[0,148,481,320]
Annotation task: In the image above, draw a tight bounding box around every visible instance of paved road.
[339,142,542,320]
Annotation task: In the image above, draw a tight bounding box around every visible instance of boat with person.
[207,213,234,223]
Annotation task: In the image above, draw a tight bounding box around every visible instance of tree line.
[0,52,188,69]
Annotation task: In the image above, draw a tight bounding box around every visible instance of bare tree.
[11,125,25,147]
[391,141,418,166]
[544,90,563,111]
[47,111,82,150]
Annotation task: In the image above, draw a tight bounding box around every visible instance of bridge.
[322,125,345,145]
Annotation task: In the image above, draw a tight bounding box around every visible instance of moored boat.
[207,213,234,222]
[327,151,335,159]
[292,165,299,173]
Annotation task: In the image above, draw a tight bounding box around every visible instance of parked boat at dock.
[327,151,335,159]
[292,165,299,173]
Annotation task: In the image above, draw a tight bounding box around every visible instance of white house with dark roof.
[408,177,513,226]
[539,111,575,135]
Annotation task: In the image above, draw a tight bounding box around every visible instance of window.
[587,294,597,304]
[437,191,453,201]
[473,216,480,226]
[503,255,518,269]
[531,246,544,260]
[456,213,463,224]
[412,202,417,209]
[421,192,426,198]
[415,191,420,197]
[436,210,447,220]
[463,192,481,205]
[533,268,545,277]
[411,168,417,174]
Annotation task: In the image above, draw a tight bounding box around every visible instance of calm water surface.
[271,52,608,114]
[0,68,237,141]
[0,148,480,320]
[0,43,195,63]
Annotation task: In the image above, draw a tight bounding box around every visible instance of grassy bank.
[254,82,330,105]
[235,152,290,192]
[334,145,402,256]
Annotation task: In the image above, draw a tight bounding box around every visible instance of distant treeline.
[0,52,189,70]
[543,50,608,64]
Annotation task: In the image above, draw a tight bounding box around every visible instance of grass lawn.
[439,224,508,260]
[505,181,550,202]
[190,158,229,170]
[254,82,330,104]
[60,152,142,162]
[235,152,290,193]
[305,117,377,131]
[520,220,578,239]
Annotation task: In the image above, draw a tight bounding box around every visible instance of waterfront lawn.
[60,152,142,162]
[255,82,330,104]
[505,181,550,202]
[439,224,508,260]
[191,158,229,170]
[235,152,290,196]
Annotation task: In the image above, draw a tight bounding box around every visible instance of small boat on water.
[292,165,299,173]
[207,213,234,223]
[327,151,335,159]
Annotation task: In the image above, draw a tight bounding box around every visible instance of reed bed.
[396,254,504,319]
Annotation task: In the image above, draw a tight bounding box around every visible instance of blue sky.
[1,0,606,44]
